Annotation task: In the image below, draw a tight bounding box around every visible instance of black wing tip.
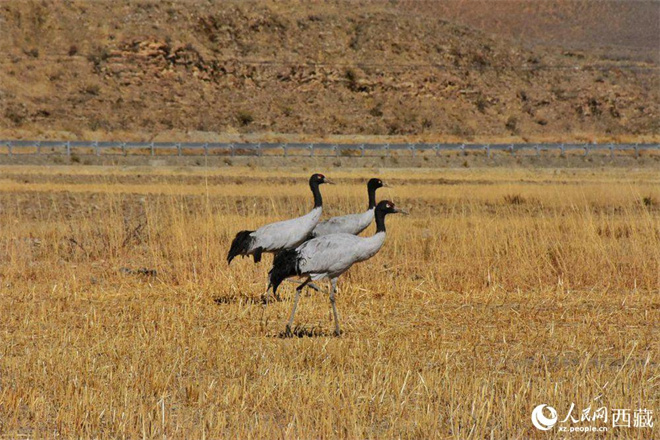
[269,248,300,294]
[227,230,255,265]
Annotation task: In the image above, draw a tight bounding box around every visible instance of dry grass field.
[0,165,658,438]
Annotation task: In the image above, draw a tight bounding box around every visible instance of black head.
[375,200,408,215]
[310,173,333,185]
[367,178,385,190]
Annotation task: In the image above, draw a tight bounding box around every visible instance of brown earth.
[0,0,658,143]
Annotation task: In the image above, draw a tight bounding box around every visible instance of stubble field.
[0,165,658,439]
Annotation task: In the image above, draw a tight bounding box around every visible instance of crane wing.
[298,234,366,275]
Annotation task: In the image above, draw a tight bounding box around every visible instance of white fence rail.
[1,140,658,159]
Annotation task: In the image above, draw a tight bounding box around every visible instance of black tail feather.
[269,248,301,294]
[227,230,255,264]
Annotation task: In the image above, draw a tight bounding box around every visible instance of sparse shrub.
[505,116,518,133]
[87,45,110,71]
[236,110,254,126]
[25,48,39,58]
[642,196,657,207]
[504,194,525,205]
[68,45,78,56]
[70,154,81,163]
[422,118,433,129]
[475,96,489,113]
[4,104,27,125]
[223,157,233,166]
[83,84,100,95]
[344,68,358,91]
[369,103,383,117]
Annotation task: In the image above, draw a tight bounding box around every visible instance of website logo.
[531,404,558,431]
[531,403,653,433]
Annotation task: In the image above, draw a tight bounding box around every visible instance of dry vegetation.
[0,0,658,143]
[0,165,658,438]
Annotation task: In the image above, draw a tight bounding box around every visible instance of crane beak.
[324,178,335,185]
[394,207,410,215]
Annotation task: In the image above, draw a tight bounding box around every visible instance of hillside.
[402,0,660,63]
[0,0,658,143]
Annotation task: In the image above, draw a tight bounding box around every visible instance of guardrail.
[0,140,658,159]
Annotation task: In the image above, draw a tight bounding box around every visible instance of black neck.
[368,186,377,209]
[311,181,322,208]
[375,209,387,233]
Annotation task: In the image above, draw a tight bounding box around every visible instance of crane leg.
[329,278,342,336]
[261,280,281,305]
[285,278,321,292]
[285,277,311,337]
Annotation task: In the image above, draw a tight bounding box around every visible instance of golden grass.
[0,166,658,439]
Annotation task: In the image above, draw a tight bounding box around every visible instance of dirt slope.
[0,0,658,143]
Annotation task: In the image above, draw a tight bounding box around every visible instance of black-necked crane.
[269,200,408,336]
[310,178,388,238]
[226,173,333,265]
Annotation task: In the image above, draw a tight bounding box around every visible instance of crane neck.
[375,209,387,233]
[368,186,377,209]
[310,181,323,208]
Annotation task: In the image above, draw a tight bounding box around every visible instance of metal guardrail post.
[36,141,41,155]
[121,142,126,156]
[535,144,540,157]
[385,143,390,157]
[230,143,235,157]
[434,144,440,157]
[486,145,491,158]
[176,143,181,156]
[256,143,262,157]
[360,144,365,157]
[7,141,11,157]
[560,144,565,157]
[66,141,71,156]
[584,146,589,157]
[150,142,154,156]
[283,145,288,158]
[460,144,466,156]
[410,144,415,158]
[333,145,338,157]
[309,144,314,157]
[203,143,208,157]
[635,144,639,159]
[508,144,514,156]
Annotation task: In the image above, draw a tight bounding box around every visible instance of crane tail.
[227,230,255,264]
[269,248,300,294]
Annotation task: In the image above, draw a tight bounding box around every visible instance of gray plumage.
[296,232,386,280]
[270,200,407,336]
[227,173,332,264]
[311,178,385,238]
[249,207,322,254]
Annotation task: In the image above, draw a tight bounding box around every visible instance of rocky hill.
[0,0,658,143]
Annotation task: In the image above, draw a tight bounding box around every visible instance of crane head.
[368,178,390,189]
[310,173,334,185]
[376,200,409,215]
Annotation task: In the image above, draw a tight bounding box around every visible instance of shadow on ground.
[213,295,265,306]
[274,325,331,339]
